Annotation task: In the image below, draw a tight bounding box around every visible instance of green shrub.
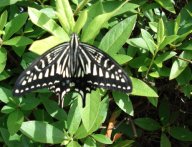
[0,0,192,146]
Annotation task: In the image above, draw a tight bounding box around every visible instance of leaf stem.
[128,117,138,138]
[175,55,192,64]
[145,49,158,79]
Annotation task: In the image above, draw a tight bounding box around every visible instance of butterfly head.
[70,33,79,48]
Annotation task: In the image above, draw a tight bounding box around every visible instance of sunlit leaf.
[20,121,65,143]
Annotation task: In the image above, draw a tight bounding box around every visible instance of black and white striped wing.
[13,33,132,107]
[13,43,70,97]
[76,43,132,94]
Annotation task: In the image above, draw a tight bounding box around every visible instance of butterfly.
[13,33,132,107]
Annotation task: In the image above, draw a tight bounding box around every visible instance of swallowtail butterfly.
[13,34,132,107]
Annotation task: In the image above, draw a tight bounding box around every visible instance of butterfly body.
[13,34,132,107]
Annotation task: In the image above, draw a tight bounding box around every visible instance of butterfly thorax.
[69,33,79,76]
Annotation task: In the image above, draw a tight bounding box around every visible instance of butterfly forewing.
[79,43,132,93]
[13,33,132,107]
[13,43,70,96]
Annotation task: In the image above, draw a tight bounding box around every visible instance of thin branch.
[175,55,192,64]
[128,117,138,138]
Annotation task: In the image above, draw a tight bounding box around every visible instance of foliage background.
[0,0,192,146]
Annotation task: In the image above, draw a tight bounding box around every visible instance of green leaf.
[159,35,178,50]
[134,117,161,131]
[159,99,170,125]
[158,66,174,78]
[12,46,25,57]
[82,0,128,43]
[0,62,6,74]
[149,69,159,77]
[177,67,191,85]
[0,0,22,7]
[179,40,192,51]
[138,66,148,72]
[29,36,63,55]
[75,124,89,139]
[169,127,192,141]
[115,2,139,15]
[157,18,165,46]
[127,38,148,50]
[149,22,158,33]
[3,13,28,40]
[160,133,171,147]
[32,109,48,121]
[40,8,57,19]
[0,70,10,81]
[128,56,151,68]
[149,71,160,78]
[85,1,103,25]
[81,90,101,132]
[180,84,192,97]
[154,51,176,67]
[111,54,132,65]
[141,29,157,55]
[71,0,78,5]
[102,1,134,15]
[155,0,175,14]
[42,97,67,121]
[1,105,15,114]
[147,97,158,107]
[56,0,75,34]
[20,121,65,144]
[0,128,21,146]
[73,10,88,34]
[0,47,7,73]
[76,97,108,139]
[20,52,38,69]
[91,134,112,144]
[170,51,192,80]
[84,137,96,147]
[99,15,137,54]
[67,99,81,135]
[86,97,109,134]
[131,77,158,97]
[113,91,134,116]
[20,97,40,111]
[0,10,8,31]
[7,110,24,135]
[67,141,81,147]
[0,86,11,103]
[28,7,69,41]
[174,13,181,35]
[177,30,192,43]
[3,36,33,47]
